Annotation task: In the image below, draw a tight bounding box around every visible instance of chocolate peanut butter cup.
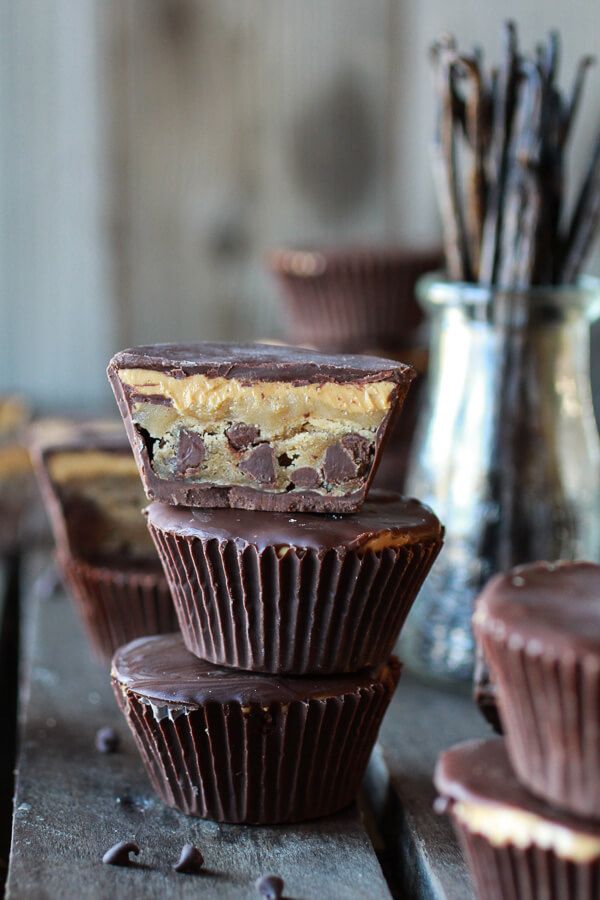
[112,633,401,824]
[31,419,177,662]
[474,561,600,818]
[59,553,177,663]
[107,342,415,513]
[146,490,443,674]
[30,419,155,562]
[435,739,600,900]
[267,246,441,353]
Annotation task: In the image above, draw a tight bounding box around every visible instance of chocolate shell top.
[474,560,600,656]
[145,490,442,552]
[108,341,415,386]
[435,738,600,836]
[112,633,401,707]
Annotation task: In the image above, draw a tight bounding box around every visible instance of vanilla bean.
[455,54,487,279]
[479,21,519,284]
[431,21,597,286]
[561,128,600,283]
[431,42,472,280]
[561,55,595,147]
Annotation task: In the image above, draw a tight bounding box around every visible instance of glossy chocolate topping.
[112,633,400,706]
[435,738,600,836]
[145,490,442,551]
[475,560,600,655]
[108,341,415,385]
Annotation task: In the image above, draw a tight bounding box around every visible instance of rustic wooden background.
[1,0,599,411]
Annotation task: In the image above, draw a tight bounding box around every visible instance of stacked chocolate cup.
[107,341,444,824]
[29,420,177,663]
[435,561,600,899]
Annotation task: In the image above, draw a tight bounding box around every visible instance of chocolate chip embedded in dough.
[176,429,206,475]
[226,422,260,450]
[292,466,321,489]
[239,444,276,484]
[341,433,372,474]
[323,443,358,484]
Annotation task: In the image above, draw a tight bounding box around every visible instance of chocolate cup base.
[59,553,178,664]
[451,816,600,900]
[480,632,600,818]
[150,525,442,674]
[112,670,399,824]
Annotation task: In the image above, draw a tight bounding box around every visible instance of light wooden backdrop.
[1,0,599,411]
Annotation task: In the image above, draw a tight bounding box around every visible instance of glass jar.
[401,275,600,686]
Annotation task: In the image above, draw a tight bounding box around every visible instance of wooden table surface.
[4,552,490,899]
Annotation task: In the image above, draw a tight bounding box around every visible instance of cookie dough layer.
[108,342,415,512]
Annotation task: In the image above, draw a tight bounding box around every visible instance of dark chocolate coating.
[476,560,600,656]
[145,490,442,552]
[112,633,400,707]
[108,341,415,385]
[435,738,600,837]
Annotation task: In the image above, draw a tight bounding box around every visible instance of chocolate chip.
[323,443,358,484]
[277,452,294,467]
[173,843,204,874]
[256,874,284,899]
[239,444,276,484]
[176,429,206,475]
[102,841,140,867]
[95,726,120,754]
[341,433,372,474]
[292,466,321,489]
[226,422,260,450]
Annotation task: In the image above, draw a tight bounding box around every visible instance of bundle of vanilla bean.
[431,21,600,287]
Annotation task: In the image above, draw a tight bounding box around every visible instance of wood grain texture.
[6,553,392,900]
[366,674,491,899]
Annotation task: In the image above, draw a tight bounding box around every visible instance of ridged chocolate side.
[478,627,600,818]
[148,524,441,674]
[451,817,600,900]
[112,666,399,824]
[268,248,441,352]
[59,553,178,664]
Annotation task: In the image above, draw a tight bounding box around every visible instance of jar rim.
[417,272,600,312]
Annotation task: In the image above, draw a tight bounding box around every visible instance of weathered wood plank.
[365,674,491,899]
[7,554,392,900]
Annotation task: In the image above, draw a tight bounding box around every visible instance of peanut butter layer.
[108,342,415,512]
[47,451,140,483]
